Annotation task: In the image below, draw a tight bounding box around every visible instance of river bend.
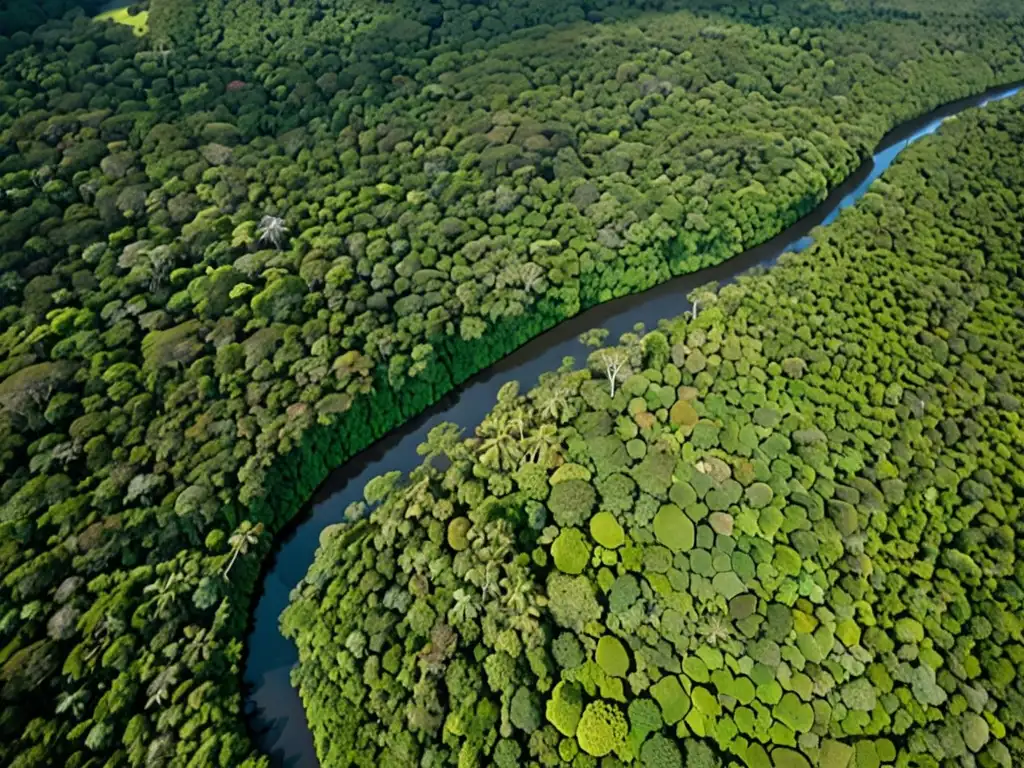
[242,82,1022,767]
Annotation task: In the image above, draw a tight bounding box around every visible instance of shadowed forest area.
[0,0,1023,766]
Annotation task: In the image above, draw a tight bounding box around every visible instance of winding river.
[242,82,1022,767]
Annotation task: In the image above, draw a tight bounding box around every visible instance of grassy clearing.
[94,7,148,36]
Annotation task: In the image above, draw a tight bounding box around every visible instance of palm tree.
[143,571,185,619]
[523,423,560,464]
[256,215,288,249]
[517,262,546,293]
[449,589,479,625]
[417,422,466,463]
[223,521,264,579]
[507,408,528,442]
[402,468,436,519]
[502,571,533,614]
[182,627,215,666]
[145,664,180,710]
[479,413,522,471]
[467,561,501,598]
[699,613,734,646]
[508,602,542,641]
[56,688,89,718]
[537,386,567,421]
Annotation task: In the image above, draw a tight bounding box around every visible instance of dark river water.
[242,82,1022,768]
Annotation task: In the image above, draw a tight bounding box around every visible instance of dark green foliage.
[3,0,1024,765]
[549,479,597,527]
[641,733,683,768]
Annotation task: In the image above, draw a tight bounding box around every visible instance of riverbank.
[242,82,1023,767]
[282,89,1024,767]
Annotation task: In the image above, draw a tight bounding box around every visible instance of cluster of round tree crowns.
[284,103,1024,768]
[1,0,1024,765]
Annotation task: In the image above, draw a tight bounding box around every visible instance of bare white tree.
[257,215,288,249]
[688,281,719,320]
[148,245,175,292]
[31,166,53,189]
[156,41,173,67]
[223,521,264,579]
[498,261,546,293]
[594,348,630,398]
[517,262,546,292]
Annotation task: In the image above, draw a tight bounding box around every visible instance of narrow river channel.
[242,82,1022,767]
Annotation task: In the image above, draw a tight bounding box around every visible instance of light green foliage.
[963,714,990,752]
[629,697,663,742]
[773,693,813,733]
[684,657,710,684]
[447,517,472,551]
[552,463,592,484]
[894,618,924,644]
[651,676,690,725]
[95,7,149,35]
[835,620,861,648]
[670,399,698,429]
[552,528,592,574]
[684,739,720,768]
[771,747,811,768]
[840,679,878,712]
[712,572,747,600]
[596,636,630,678]
[773,546,802,577]
[745,483,774,509]
[590,511,625,549]
[819,740,855,768]
[653,505,695,551]
[634,448,676,497]
[609,574,641,614]
[691,687,720,717]
[546,681,584,737]
[576,701,628,757]
[547,573,602,632]
[553,633,586,671]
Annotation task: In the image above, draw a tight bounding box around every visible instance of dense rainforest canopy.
[0,0,1023,765]
[0,0,105,36]
[285,98,1024,768]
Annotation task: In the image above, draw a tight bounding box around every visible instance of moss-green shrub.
[590,511,625,549]
[653,505,695,551]
[576,701,628,757]
[546,681,584,737]
[596,635,630,678]
[650,675,690,725]
[552,528,592,574]
[549,479,597,527]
